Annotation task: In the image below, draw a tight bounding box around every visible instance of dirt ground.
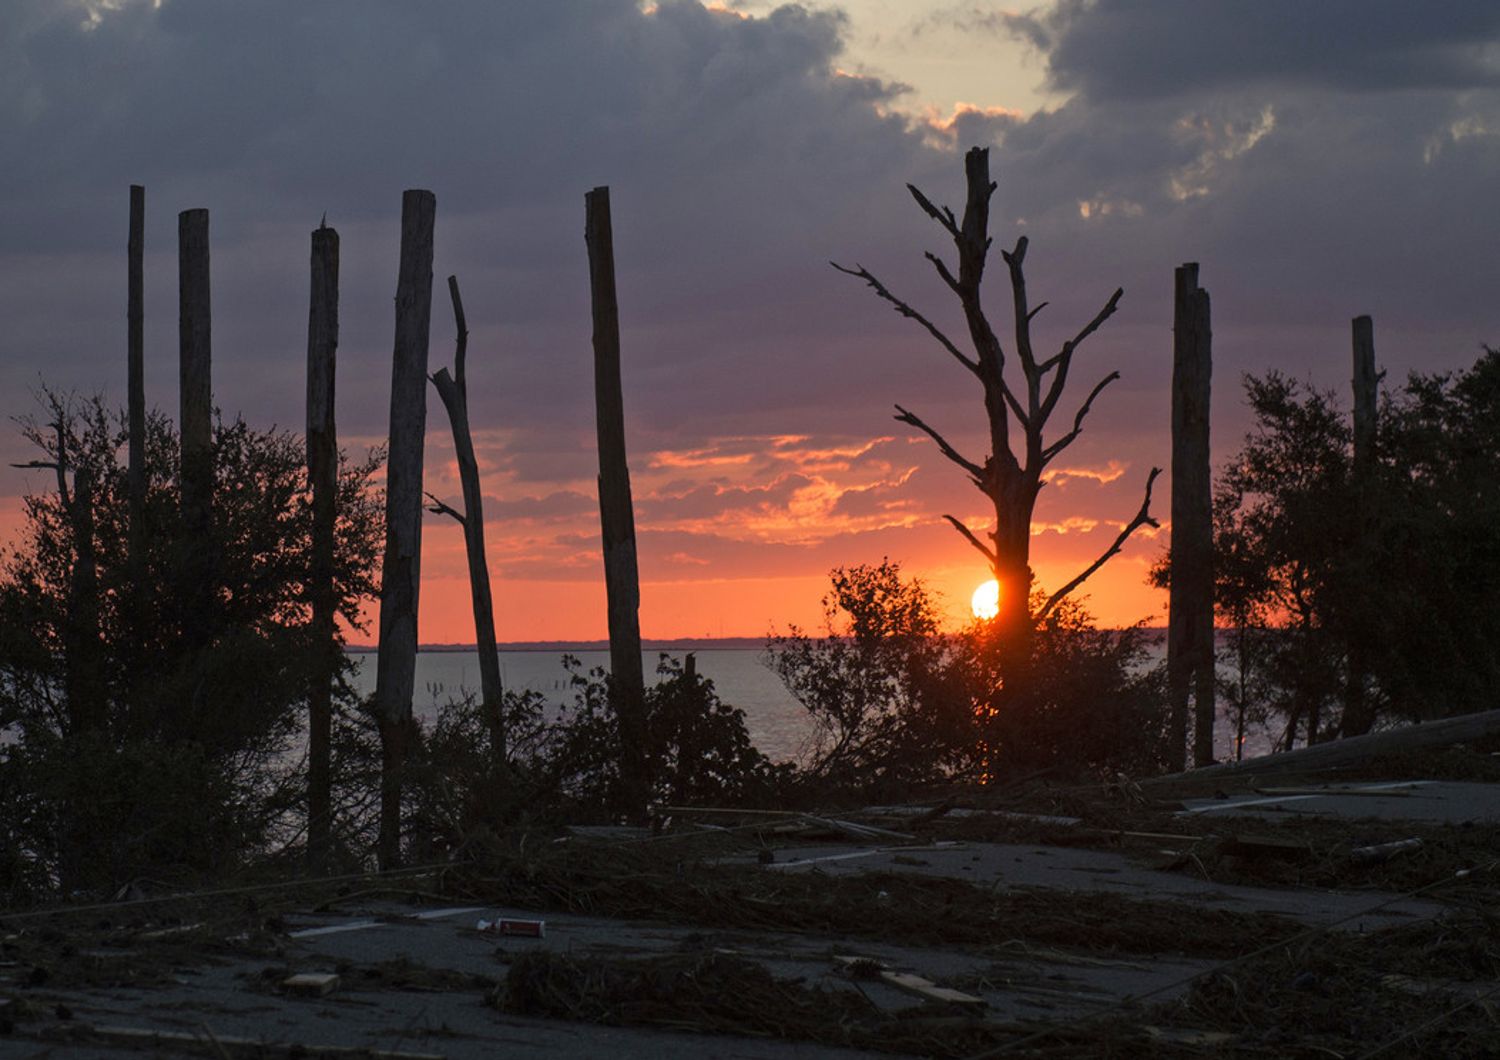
[4,749,1500,1058]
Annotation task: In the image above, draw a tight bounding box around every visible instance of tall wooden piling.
[178,208,213,643]
[1168,263,1214,770]
[306,220,339,870]
[429,276,506,761]
[585,186,647,819]
[127,186,146,572]
[375,189,436,869]
[1342,315,1378,737]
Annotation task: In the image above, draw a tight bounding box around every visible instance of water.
[348,645,1277,766]
[348,649,812,762]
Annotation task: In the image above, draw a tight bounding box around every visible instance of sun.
[971,579,1000,620]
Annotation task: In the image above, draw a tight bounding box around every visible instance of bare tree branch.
[424,490,466,526]
[1026,300,1050,323]
[1038,288,1124,420]
[906,183,959,238]
[447,275,468,391]
[944,514,997,565]
[894,404,985,482]
[1036,467,1161,622]
[922,251,961,295]
[1042,370,1121,463]
[831,262,979,377]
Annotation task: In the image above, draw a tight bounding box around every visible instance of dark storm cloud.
[997,0,1500,100]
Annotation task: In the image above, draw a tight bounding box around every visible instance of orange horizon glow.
[1,426,1172,646]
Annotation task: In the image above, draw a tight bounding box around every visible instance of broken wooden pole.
[374,189,436,870]
[1168,262,1214,770]
[306,219,339,871]
[1343,315,1378,737]
[178,207,214,644]
[127,185,146,576]
[429,275,506,761]
[1148,706,1500,783]
[585,186,648,820]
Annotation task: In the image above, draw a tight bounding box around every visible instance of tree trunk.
[1169,263,1214,770]
[178,208,214,648]
[1342,315,1378,737]
[375,190,436,870]
[430,275,506,761]
[306,221,339,871]
[585,187,648,821]
[127,185,146,581]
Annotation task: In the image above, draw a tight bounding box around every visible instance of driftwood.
[177,208,214,645]
[305,220,339,870]
[375,189,436,869]
[1168,262,1214,770]
[427,275,506,760]
[1149,708,1500,783]
[585,186,648,819]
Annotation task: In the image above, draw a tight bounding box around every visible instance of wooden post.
[429,276,506,761]
[1168,263,1214,770]
[374,189,436,869]
[585,186,648,820]
[178,208,214,645]
[127,186,146,574]
[306,220,339,870]
[1342,315,1378,737]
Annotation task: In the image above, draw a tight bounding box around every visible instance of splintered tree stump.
[375,189,436,869]
[178,207,214,646]
[585,186,648,820]
[1169,262,1213,770]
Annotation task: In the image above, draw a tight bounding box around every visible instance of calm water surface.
[348,645,1276,765]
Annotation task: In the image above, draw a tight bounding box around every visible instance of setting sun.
[971,579,1000,620]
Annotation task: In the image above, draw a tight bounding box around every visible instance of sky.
[2,0,1497,642]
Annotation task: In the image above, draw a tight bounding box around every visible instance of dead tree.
[585,186,648,820]
[1341,315,1379,738]
[127,185,146,579]
[11,412,101,733]
[1168,263,1214,771]
[178,208,214,645]
[305,219,339,870]
[374,189,436,870]
[426,275,506,761]
[833,147,1159,642]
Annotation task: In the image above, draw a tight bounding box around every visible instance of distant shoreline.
[345,637,768,653]
[347,629,1170,654]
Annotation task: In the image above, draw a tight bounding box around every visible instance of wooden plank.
[282,972,340,997]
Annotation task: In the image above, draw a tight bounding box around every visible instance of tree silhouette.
[835,147,1159,640]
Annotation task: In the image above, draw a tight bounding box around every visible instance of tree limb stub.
[1037,466,1161,621]
[447,275,468,391]
[830,262,979,377]
[894,404,985,482]
[1042,370,1122,464]
[905,183,959,238]
[944,514,997,565]
[423,490,465,526]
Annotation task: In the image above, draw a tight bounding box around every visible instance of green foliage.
[1166,348,1500,748]
[966,595,1167,777]
[766,561,1160,794]
[0,391,383,898]
[550,655,788,817]
[765,561,977,797]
